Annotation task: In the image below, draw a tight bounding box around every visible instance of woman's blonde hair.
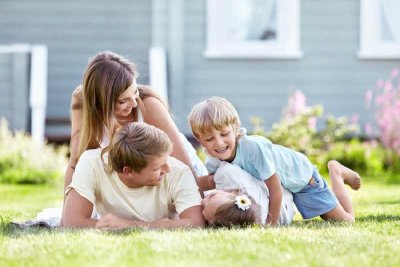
[213,190,261,227]
[106,122,173,173]
[188,97,241,139]
[77,51,166,158]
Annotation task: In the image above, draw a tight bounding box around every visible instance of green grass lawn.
[0,179,399,267]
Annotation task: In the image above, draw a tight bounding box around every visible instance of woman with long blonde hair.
[65,51,207,189]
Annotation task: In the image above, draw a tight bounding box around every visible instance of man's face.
[124,153,170,188]
[198,125,237,162]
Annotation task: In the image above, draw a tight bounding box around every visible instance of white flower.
[235,195,251,211]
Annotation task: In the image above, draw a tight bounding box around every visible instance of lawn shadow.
[356,214,400,222]
[289,219,352,228]
[0,218,56,238]
[376,199,400,205]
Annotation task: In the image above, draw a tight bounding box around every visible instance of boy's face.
[201,190,235,224]
[198,125,237,162]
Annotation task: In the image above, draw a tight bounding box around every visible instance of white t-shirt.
[214,162,295,225]
[66,149,202,222]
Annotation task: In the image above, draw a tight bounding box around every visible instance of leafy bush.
[250,90,359,154]
[0,119,67,184]
[314,139,386,176]
[249,90,396,177]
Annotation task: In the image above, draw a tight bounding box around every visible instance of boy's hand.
[264,173,283,226]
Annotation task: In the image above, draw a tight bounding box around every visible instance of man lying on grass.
[62,122,205,230]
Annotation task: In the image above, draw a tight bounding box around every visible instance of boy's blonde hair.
[104,122,173,173]
[188,97,241,139]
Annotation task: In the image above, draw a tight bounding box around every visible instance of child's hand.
[264,173,283,226]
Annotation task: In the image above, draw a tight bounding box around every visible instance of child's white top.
[214,162,295,225]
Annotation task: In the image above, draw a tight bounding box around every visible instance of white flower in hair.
[235,195,251,211]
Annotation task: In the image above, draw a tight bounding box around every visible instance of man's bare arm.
[95,205,205,230]
[62,189,98,228]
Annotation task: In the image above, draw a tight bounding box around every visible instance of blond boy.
[189,97,361,226]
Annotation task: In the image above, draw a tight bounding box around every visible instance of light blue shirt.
[205,134,313,193]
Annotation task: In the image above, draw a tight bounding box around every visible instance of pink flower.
[308,117,317,130]
[390,68,399,78]
[376,79,385,88]
[375,95,385,105]
[384,81,393,91]
[286,90,306,118]
[364,122,372,136]
[365,90,373,108]
[351,114,359,125]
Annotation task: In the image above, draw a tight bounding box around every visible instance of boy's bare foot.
[327,160,362,190]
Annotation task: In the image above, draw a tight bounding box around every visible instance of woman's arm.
[64,86,83,189]
[142,97,198,177]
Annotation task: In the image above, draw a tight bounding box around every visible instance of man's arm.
[62,189,98,228]
[95,205,205,230]
[264,173,283,226]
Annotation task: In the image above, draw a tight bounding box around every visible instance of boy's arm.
[196,174,215,194]
[95,205,205,230]
[264,173,283,226]
[62,189,98,228]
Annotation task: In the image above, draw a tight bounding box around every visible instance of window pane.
[381,0,400,42]
[229,0,277,41]
[380,3,394,41]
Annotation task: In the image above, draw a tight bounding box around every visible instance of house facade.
[0,0,399,140]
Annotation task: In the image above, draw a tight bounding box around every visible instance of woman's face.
[114,79,139,118]
[201,190,235,224]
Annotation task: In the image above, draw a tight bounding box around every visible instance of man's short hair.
[188,97,241,139]
[107,122,173,172]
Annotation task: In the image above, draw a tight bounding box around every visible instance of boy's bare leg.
[321,160,362,221]
[329,160,362,190]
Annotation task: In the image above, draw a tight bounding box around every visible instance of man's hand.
[95,214,142,230]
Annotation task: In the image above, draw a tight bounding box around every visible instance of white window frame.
[358,0,400,59]
[204,0,302,59]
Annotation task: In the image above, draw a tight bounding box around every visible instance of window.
[358,0,400,59]
[204,0,302,59]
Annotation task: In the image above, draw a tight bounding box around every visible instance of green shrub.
[249,90,400,179]
[313,139,386,176]
[0,119,67,184]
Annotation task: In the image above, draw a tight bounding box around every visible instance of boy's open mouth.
[216,146,228,154]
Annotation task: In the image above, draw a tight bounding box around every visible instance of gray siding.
[170,0,400,134]
[0,55,12,122]
[0,51,30,132]
[0,0,152,139]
